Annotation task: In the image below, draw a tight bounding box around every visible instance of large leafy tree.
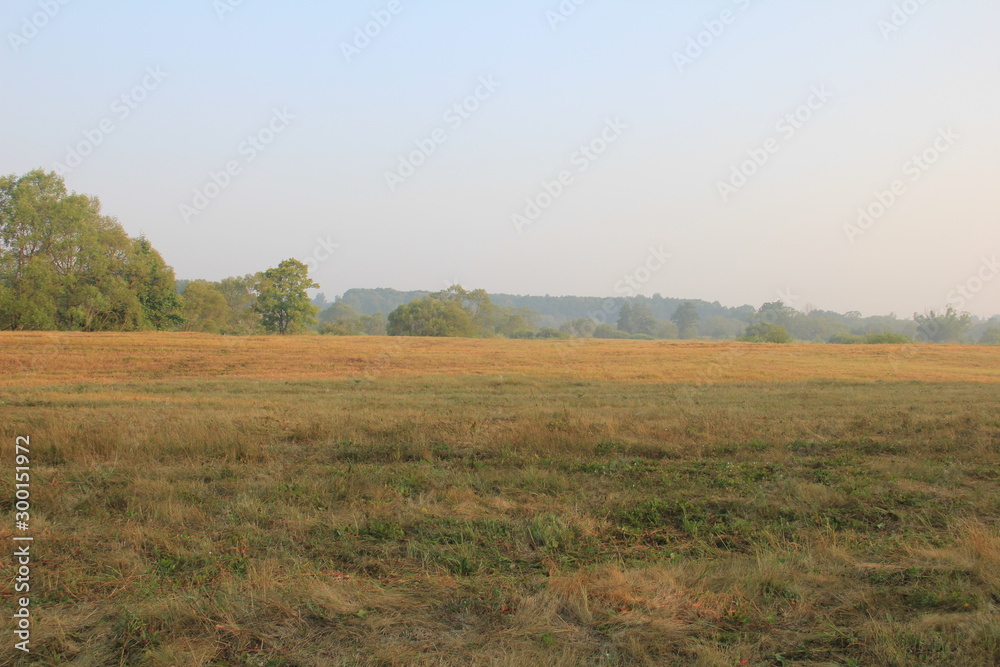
[387,296,477,337]
[180,280,229,333]
[126,236,183,330]
[914,307,972,343]
[432,285,498,333]
[671,301,700,339]
[754,301,797,327]
[740,321,793,343]
[318,301,386,336]
[254,259,319,334]
[387,285,538,338]
[0,169,180,331]
[980,326,1000,346]
[216,274,263,335]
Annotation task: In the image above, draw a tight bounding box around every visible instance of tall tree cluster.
[0,170,318,335]
[0,170,180,331]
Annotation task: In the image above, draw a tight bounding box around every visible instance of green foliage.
[863,332,913,344]
[216,274,262,335]
[593,323,629,339]
[914,307,972,343]
[754,301,797,327]
[334,290,995,344]
[830,332,913,345]
[180,281,229,333]
[653,319,679,339]
[618,301,656,336]
[979,326,1000,346]
[560,317,597,338]
[127,236,183,330]
[0,169,181,331]
[741,321,793,343]
[829,333,864,345]
[508,327,570,340]
[318,301,386,336]
[386,285,542,338]
[671,301,700,339]
[254,259,319,335]
[339,287,431,315]
[319,301,360,324]
[387,294,477,337]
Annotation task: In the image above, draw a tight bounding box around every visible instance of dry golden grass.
[1,332,998,665]
[2,331,998,386]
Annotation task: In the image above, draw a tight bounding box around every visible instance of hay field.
[1,333,998,665]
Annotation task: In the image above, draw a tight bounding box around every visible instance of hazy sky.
[2,1,998,317]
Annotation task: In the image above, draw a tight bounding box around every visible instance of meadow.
[1,333,999,666]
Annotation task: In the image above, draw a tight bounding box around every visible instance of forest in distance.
[3,168,998,345]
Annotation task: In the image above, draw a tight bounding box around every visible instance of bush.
[829,332,913,345]
[508,328,570,340]
[535,327,570,340]
[740,322,793,343]
[593,323,629,339]
[509,330,537,340]
[979,326,1000,346]
[864,332,913,344]
[829,333,864,344]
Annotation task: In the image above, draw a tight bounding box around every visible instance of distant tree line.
[327,289,997,345]
[3,170,998,344]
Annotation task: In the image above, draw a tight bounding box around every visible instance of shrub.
[829,333,864,344]
[864,332,913,344]
[740,322,793,343]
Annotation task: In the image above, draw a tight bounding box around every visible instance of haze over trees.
[671,302,700,339]
[2,170,997,343]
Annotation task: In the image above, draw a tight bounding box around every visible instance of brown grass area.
[1,332,999,387]
[1,333,999,665]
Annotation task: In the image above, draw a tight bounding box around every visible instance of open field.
[2,333,999,665]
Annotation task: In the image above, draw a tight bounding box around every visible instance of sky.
[2,0,999,318]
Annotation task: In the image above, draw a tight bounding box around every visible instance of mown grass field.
[2,333,999,666]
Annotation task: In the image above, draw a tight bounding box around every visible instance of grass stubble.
[1,333,998,665]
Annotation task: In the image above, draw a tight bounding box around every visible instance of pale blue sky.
[2,0,998,316]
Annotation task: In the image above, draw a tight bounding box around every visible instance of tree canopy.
[0,170,180,331]
[254,259,319,335]
[914,307,972,343]
[387,294,478,337]
[670,301,700,339]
